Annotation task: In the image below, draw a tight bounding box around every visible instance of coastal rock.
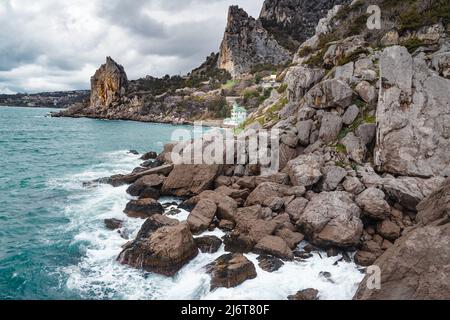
[254,236,294,260]
[285,197,309,222]
[118,223,198,276]
[162,164,221,197]
[90,57,128,108]
[376,220,401,241]
[285,66,325,103]
[343,177,365,195]
[375,46,450,177]
[297,191,363,248]
[218,6,291,78]
[206,253,257,290]
[141,151,158,161]
[186,190,238,222]
[275,228,305,250]
[257,255,284,273]
[104,218,123,230]
[245,182,290,208]
[354,250,378,266]
[124,199,164,219]
[288,288,319,301]
[134,214,179,240]
[319,165,347,192]
[126,175,162,199]
[187,199,217,234]
[195,236,223,254]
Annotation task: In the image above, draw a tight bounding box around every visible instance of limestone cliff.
[259,0,349,50]
[218,6,291,78]
[90,57,128,108]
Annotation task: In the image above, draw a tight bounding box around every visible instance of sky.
[0,0,263,94]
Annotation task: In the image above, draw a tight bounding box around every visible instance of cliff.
[218,6,292,78]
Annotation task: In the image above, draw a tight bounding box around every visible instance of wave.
[55,150,364,300]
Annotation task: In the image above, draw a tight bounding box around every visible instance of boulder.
[223,232,254,253]
[377,220,401,241]
[417,178,450,226]
[257,255,284,273]
[141,151,158,161]
[354,222,450,300]
[275,228,305,250]
[187,199,218,234]
[288,288,319,301]
[342,104,360,125]
[285,65,325,103]
[355,81,377,104]
[319,112,343,143]
[206,253,257,290]
[356,188,391,220]
[254,236,294,260]
[341,133,367,164]
[354,250,377,266]
[297,120,314,146]
[124,199,164,219]
[162,164,221,197]
[297,191,363,248]
[375,46,450,177]
[285,197,309,222]
[319,166,347,192]
[382,176,445,211]
[302,79,354,109]
[343,177,365,195]
[287,154,324,187]
[355,123,376,146]
[185,190,238,222]
[195,236,223,254]
[104,218,123,230]
[245,182,290,207]
[118,223,198,276]
[135,214,179,240]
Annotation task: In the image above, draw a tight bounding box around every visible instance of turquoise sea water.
[0,106,364,301]
[0,106,190,299]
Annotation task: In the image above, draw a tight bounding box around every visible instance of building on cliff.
[223,102,247,127]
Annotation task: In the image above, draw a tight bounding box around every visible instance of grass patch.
[277,83,288,94]
[335,143,347,154]
[401,37,427,53]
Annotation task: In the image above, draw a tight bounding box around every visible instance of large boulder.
[356,188,391,220]
[297,191,363,248]
[254,235,294,260]
[206,253,257,290]
[184,190,238,222]
[287,154,324,187]
[245,182,290,208]
[319,112,343,143]
[195,236,223,254]
[162,164,221,197]
[382,176,445,211]
[375,46,450,177]
[285,65,325,103]
[417,178,450,226]
[126,174,165,199]
[124,199,164,219]
[187,199,218,234]
[302,79,353,109]
[118,223,198,276]
[355,179,450,300]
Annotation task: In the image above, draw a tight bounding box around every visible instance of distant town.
[0,90,90,108]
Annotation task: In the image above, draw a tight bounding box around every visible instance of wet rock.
[135,214,179,240]
[124,199,164,219]
[162,164,221,197]
[288,288,319,300]
[297,191,363,249]
[257,255,284,273]
[223,231,254,253]
[128,150,139,155]
[118,223,198,276]
[104,218,123,230]
[354,250,377,266]
[206,253,257,290]
[219,219,235,231]
[254,236,294,260]
[275,228,305,250]
[140,151,158,161]
[187,199,218,234]
[195,236,223,254]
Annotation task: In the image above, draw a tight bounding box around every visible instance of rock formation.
[218,6,291,78]
[90,57,128,108]
[259,0,350,49]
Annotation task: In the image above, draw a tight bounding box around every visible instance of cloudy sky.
[0,0,263,94]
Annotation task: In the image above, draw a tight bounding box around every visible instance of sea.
[0,106,364,300]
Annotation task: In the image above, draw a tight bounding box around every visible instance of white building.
[223,102,247,127]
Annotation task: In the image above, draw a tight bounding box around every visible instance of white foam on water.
[57,150,364,300]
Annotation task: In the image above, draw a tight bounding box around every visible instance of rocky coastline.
[70,0,450,299]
